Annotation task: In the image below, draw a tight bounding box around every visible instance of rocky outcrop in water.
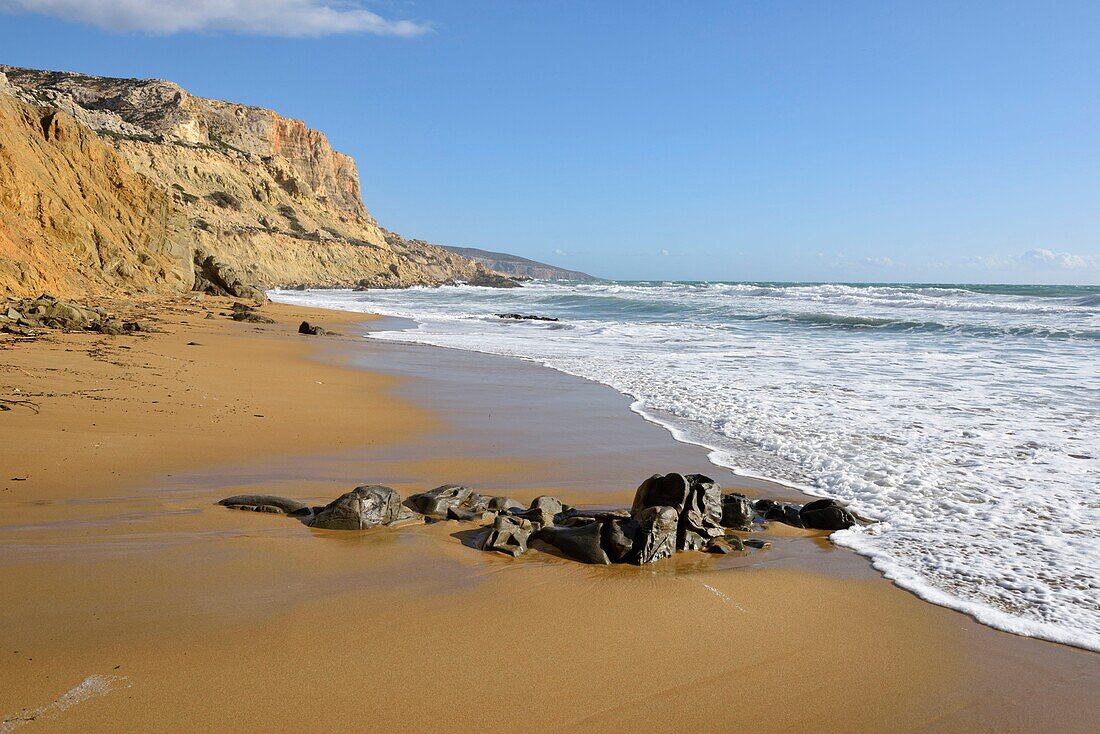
[219,474,862,564]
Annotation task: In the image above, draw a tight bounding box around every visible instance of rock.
[231,311,276,323]
[218,494,310,515]
[754,499,805,528]
[799,498,858,530]
[720,492,754,530]
[486,496,524,512]
[632,473,691,515]
[633,473,723,551]
[193,252,266,302]
[538,520,611,565]
[496,313,559,322]
[529,495,565,515]
[744,538,771,550]
[122,321,147,332]
[466,271,523,288]
[635,506,678,564]
[602,518,641,563]
[298,321,327,336]
[309,485,403,530]
[706,536,746,554]
[479,515,534,557]
[680,473,725,547]
[96,320,125,336]
[407,485,475,518]
[447,506,497,523]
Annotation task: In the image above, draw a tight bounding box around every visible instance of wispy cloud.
[861,256,894,267]
[0,0,430,37]
[965,248,1099,271]
[553,248,567,257]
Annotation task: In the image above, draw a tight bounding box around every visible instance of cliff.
[438,245,599,281]
[0,91,193,297]
[0,65,498,298]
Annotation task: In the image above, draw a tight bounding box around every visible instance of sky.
[1,1,1098,284]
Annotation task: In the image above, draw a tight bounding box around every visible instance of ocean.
[271,281,1100,651]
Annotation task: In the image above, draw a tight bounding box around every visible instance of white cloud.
[0,0,430,37]
[966,249,1098,271]
[1019,248,1094,270]
[659,249,670,257]
[861,256,894,267]
[553,248,567,257]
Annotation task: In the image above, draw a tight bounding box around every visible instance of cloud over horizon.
[964,248,1099,272]
[0,0,430,37]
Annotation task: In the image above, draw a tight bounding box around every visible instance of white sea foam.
[272,281,1100,651]
[1,674,130,732]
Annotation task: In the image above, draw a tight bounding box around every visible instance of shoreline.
[1,297,1096,732]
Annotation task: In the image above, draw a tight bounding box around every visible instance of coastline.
[1,297,1096,732]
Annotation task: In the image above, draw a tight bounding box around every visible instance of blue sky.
[1,1,1098,283]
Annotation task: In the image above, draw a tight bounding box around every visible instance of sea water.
[272,281,1100,651]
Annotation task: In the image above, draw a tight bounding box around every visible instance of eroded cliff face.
[0,65,492,296]
[0,91,192,298]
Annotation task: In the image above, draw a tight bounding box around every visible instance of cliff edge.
[0,65,499,298]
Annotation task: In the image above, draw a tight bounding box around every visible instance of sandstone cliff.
[0,65,498,298]
[0,90,192,297]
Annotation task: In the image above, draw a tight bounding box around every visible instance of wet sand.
[0,298,1096,732]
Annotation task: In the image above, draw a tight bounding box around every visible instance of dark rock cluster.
[496,313,560,322]
[218,473,860,565]
[228,301,275,323]
[298,321,328,336]
[1,294,148,336]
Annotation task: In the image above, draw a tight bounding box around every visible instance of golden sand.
[1,298,1095,732]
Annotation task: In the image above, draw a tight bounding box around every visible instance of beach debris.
[298,321,327,336]
[495,313,559,322]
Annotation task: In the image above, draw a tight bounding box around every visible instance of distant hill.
[438,246,600,281]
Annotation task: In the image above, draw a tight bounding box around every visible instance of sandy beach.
[1,297,1096,733]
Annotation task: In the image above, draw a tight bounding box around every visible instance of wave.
[269,281,1100,653]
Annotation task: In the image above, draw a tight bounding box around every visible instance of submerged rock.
[218,494,310,516]
[496,313,559,322]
